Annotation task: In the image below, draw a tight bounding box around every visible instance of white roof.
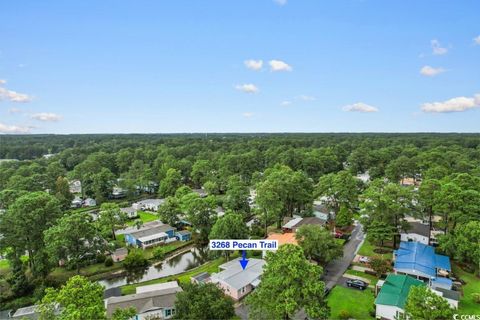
[283,217,302,229]
[210,258,265,290]
[12,305,38,317]
[136,281,180,294]
[138,232,168,243]
[135,199,164,206]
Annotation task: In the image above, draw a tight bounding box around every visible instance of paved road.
[234,223,365,319]
[322,221,365,291]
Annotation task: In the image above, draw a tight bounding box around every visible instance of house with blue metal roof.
[393,241,452,289]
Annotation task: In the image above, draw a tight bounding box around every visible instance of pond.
[99,246,209,290]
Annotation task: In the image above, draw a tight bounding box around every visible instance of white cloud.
[421,94,480,113]
[0,81,32,103]
[242,112,254,118]
[30,112,63,122]
[273,0,287,5]
[343,102,379,113]
[8,107,23,114]
[235,84,259,94]
[431,39,448,55]
[474,35,480,45]
[0,122,31,134]
[297,95,316,101]
[269,60,292,72]
[244,59,263,71]
[420,65,445,77]
[280,101,291,106]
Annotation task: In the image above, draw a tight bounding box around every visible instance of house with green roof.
[374,274,425,320]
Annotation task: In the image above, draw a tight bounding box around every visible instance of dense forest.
[1,133,479,317]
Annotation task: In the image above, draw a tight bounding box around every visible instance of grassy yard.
[0,259,10,276]
[121,257,227,295]
[357,239,393,259]
[126,211,158,226]
[143,241,193,260]
[344,269,380,286]
[328,286,375,319]
[454,264,480,314]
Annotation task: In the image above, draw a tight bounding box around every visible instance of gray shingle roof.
[405,222,430,237]
[129,224,176,239]
[106,287,182,317]
[211,258,265,290]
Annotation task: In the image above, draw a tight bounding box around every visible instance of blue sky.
[1,0,479,133]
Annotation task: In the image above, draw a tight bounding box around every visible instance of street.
[322,221,365,290]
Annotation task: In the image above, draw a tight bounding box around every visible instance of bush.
[152,247,165,260]
[472,292,480,304]
[95,254,106,263]
[338,310,351,319]
[104,257,114,267]
[123,250,148,271]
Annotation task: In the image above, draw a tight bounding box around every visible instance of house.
[192,188,207,198]
[106,281,182,320]
[111,187,126,199]
[111,247,128,262]
[210,258,265,300]
[175,230,191,241]
[132,199,164,212]
[121,207,138,219]
[191,272,211,285]
[400,221,430,245]
[70,196,83,208]
[83,198,97,207]
[125,222,177,249]
[263,232,298,258]
[433,287,460,309]
[375,274,425,320]
[282,216,326,233]
[10,305,40,319]
[394,242,451,288]
[69,180,82,194]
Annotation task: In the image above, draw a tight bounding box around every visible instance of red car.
[333,230,343,238]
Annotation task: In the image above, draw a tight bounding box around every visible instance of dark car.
[346,279,368,290]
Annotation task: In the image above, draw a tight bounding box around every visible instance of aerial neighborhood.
[1,134,478,320]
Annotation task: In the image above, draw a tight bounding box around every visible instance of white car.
[359,256,370,263]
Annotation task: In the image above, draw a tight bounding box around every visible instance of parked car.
[346,279,368,290]
[333,230,343,238]
[359,256,370,264]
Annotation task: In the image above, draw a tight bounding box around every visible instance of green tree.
[295,224,343,265]
[158,196,182,227]
[54,176,74,209]
[209,212,249,258]
[403,286,454,320]
[223,175,250,215]
[336,205,353,228]
[191,160,214,188]
[246,244,329,319]
[180,193,217,243]
[44,212,103,274]
[38,275,106,320]
[0,192,62,277]
[439,221,480,275]
[369,256,392,276]
[122,249,148,272]
[98,203,126,240]
[174,283,235,320]
[91,168,115,203]
[366,220,396,247]
[159,168,183,198]
[316,170,360,215]
[110,307,137,320]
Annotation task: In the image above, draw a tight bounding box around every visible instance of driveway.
[322,221,365,290]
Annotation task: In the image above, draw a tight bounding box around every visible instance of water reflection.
[99,246,208,290]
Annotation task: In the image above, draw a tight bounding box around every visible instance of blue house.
[175,230,191,241]
[125,222,176,249]
[393,241,452,289]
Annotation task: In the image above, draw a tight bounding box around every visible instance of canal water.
[99,246,209,290]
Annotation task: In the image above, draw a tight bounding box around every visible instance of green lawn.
[121,256,227,295]
[0,259,10,276]
[357,239,393,259]
[126,211,158,226]
[143,241,193,260]
[328,286,375,319]
[344,269,380,285]
[454,264,480,314]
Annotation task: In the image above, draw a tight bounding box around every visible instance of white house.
[132,199,164,212]
[84,198,97,207]
[400,221,430,245]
